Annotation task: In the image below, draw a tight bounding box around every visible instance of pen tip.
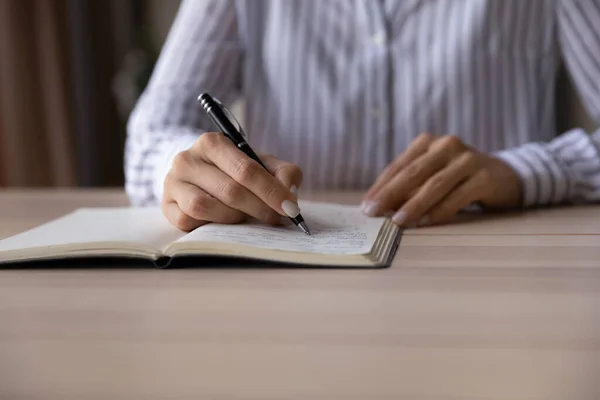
[298,221,311,236]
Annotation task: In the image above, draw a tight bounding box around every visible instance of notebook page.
[177,201,385,255]
[0,208,185,254]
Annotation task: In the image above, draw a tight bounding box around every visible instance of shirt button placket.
[373,28,392,174]
[363,1,392,183]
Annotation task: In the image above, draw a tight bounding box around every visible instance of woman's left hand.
[361,133,523,227]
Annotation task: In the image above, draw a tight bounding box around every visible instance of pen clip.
[212,96,248,140]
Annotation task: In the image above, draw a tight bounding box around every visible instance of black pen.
[197,93,311,235]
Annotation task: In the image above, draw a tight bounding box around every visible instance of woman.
[126,0,600,230]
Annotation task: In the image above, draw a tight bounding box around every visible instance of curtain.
[0,0,145,188]
[0,90,4,186]
[66,0,129,187]
[0,0,76,186]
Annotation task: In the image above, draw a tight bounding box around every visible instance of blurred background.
[0,0,595,189]
[0,0,180,188]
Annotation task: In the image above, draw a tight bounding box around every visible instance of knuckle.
[174,211,196,231]
[277,163,303,182]
[379,164,393,177]
[297,172,304,187]
[282,163,302,176]
[264,184,284,204]
[160,199,171,215]
[270,161,288,176]
[459,151,477,165]
[162,174,178,200]
[219,180,244,204]
[196,131,221,151]
[440,135,463,152]
[290,163,303,177]
[171,151,191,175]
[427,175,446,191]
[187,194,210,218]
[293,165,304,184]
[417,132,434,143]
[403,163,423,181]
[233,158,259,183]
[163,172,176,189]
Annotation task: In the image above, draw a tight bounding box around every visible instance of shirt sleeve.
[125,0,243,206]
[494,0,600,207]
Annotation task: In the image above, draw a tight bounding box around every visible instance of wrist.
[477,154,523,210]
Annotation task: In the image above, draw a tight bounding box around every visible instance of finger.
[166,178,245,224]
[368,135,469,216]
[391,152,480,226]
[194,133,298,216]
[260,154,303,194]
[366,148,452,217]
[427,170,489,226]
[365,133,434,200]
[176,158,282,225]
[161,201,207,232]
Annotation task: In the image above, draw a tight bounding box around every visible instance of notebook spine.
[153,256,173,269]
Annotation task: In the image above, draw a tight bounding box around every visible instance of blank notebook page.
[0,208,185,253]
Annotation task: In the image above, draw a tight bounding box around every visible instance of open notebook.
[0,201,402,268]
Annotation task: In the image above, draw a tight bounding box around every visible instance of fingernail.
[281,200,300,218]
[392,211,407,225]
[290,185,298,196]
[361,200,380,217]
[418,215,430,226]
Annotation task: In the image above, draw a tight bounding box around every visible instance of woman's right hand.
[162,132,303,231]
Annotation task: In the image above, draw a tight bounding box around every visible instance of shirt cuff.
[152,131,200,203]
[494,129,600,207]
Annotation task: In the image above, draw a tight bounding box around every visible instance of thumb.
[260,153,303,196]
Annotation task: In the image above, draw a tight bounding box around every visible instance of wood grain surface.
[1,189,599,400]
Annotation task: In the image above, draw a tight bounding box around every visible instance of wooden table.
[1,189,600,400]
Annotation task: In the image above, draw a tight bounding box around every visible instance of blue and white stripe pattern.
[126,0,600,208]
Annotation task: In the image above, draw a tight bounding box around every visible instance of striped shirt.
[125,0,600,208]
